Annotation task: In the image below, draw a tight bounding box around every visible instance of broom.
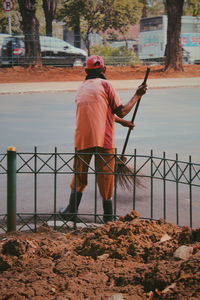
[116,67,150,190]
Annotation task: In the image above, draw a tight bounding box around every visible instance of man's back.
[74,78,122,151]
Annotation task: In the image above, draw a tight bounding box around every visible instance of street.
[1,87,200,161]
[0,87,200,227]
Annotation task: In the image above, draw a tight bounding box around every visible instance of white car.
[40,36,87,66]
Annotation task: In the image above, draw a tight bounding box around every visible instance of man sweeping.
[60,55,147,223]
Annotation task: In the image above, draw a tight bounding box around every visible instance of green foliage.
[56,0,86,27]
[146,0,166,16]
[0,8,8,33]
[56,0,143,53]
[102,0,143,34]
[0,0,56,36]
[0,2,21,34]
[56,0,105,35]
[139,0,166,17]
[183,0,200,16]
[91,44,141,66]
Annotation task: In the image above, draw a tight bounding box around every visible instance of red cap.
[86,55,105,69]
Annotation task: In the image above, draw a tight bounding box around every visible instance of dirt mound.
[76,212,182,261]
[0,211,200,300]
[0,64,200,83]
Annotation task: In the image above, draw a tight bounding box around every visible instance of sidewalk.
[0,77,199,94]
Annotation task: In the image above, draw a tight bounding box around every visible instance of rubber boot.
[59,190,82,221]
[103,199,113,223]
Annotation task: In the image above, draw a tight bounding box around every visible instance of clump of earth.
[0,210,200,300]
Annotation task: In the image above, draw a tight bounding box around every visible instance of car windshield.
[40,36,72,49]
[3,37,24,48]
[0,35,10,44]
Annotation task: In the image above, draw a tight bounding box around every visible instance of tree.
[184,0,200,16]
[139,0,165,18]
[164,0,184,72]
[102,0,143,46]
[42,0,58,36]
[18,0,41,66]
[80,0,106,55]
[0,3,21,34]
[57,0,103,54]
[0,7,8,33]
[140,0,148,17]
[57,0,142,55]
[56,0,86,49]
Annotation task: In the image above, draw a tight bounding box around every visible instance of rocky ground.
[0,211,200,300]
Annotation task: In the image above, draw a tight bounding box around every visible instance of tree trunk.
[84,31,91,56]
[164,0,184,72]
[18,0,41,66]
[74,16,81,48]
[141,0,147,18]
[42,0,57,37]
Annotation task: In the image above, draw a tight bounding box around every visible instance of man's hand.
[115,116,135,129]
[120,119,135,129]
[115,83,148,118]
[136,84,148,96]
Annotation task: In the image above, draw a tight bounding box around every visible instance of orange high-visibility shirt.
[74,78,122,150]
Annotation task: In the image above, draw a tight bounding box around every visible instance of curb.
[0,77,199,95]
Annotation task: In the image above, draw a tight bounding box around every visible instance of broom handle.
[121,67,150,157]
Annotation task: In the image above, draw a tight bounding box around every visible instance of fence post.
[7,146,17,232]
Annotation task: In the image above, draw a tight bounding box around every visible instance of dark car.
[1,35,87,67]
[0,34,11,55]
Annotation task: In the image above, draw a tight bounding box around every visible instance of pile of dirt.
[0,64,200,83]
[0,211,200,300]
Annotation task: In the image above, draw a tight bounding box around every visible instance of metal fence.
[1,31,200,67]
[0,147,200,233]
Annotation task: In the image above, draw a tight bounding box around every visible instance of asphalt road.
[1,87,200,161]
[0,87,200,227]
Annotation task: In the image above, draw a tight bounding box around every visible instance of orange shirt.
[74,78,122,150]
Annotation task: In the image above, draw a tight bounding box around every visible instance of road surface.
[0,87,199,227]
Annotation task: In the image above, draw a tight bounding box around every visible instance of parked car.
[1,35,87,67]
[0,34,11,65]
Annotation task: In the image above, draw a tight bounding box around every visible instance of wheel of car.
[73,58,84,67]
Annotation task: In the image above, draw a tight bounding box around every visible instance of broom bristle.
[116,163,146,191]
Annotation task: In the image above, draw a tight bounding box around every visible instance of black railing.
[0,147,200,233]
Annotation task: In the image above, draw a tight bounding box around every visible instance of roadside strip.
[0,77,200,94]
